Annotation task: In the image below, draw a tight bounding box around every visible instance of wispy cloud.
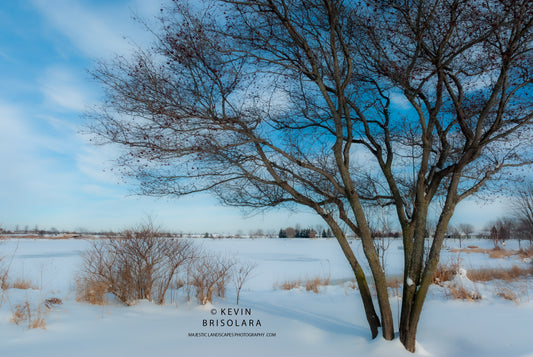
[0,102,71,201]
[32,0,140,57]
[76,144,125,186]
[40,66,93,112]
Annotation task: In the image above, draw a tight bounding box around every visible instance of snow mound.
[449,268,474,288]
[443,267,483,300]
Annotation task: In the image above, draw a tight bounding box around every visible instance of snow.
[1,237,532,357]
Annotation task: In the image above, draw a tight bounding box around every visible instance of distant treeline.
[278,227,332,238]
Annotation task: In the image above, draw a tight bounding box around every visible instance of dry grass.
[30,317,47,329]
[277,279,302,291]
[431,258,532,285]
[518,247,533,259]
[467,265,533,282]
[276,276,331,293]
[432,264,457,285]
[445,285,482,301]
[450,246,532,260]
[450,247,485,254]
[305,276,330,293]
[10,277,37,290]
[488,247,518,259]
[344,280,357,291]
[495,286,519,304]
[10,301,47,329]
[43,297,63,309]
[386,276,402,297]
[0,262,8,290]
[432,257,462,286]
[430,256,533,302]
[386,276,402,289]
[75,277,110,305]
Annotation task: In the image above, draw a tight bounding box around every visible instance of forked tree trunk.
[399,191,458,352]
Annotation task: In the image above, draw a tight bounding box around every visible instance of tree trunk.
[360,239,395,340]
[399,184,458,352]
[400,325,417,353]
[335,233,381,338]
[323,213,381,338]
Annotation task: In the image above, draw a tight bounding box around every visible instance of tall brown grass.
[450,246,533,260]
[275,275,331,293]
[10,277,37,290]
[467,265,533,282]
[305,276,331,293]
[445,285,482,301]
[276,279,301,291]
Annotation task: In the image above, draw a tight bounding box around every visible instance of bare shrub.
[76,223,195,306]
[495,286,519,304]
[10,301,46,330]
[189,255,234,305]
[233,262,256,305]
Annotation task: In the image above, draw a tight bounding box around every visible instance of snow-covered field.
[1,237,532,357]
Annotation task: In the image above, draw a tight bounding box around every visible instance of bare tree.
[88,0,532,352]
[458,223,474,248]
[233,262,257,305]
[78,223,195,305]
[513,184,533,247]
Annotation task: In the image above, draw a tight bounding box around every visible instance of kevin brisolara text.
[202,319,262,327]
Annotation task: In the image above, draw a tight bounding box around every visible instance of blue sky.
[0,0,507,233]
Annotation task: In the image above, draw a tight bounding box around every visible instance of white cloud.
[76,144,124,185]
[390,92,411,110]
[32,0,148,58]
[40,66,91,112]
[0,103,68,201]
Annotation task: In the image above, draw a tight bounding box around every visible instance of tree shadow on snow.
[239,297,368,338]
